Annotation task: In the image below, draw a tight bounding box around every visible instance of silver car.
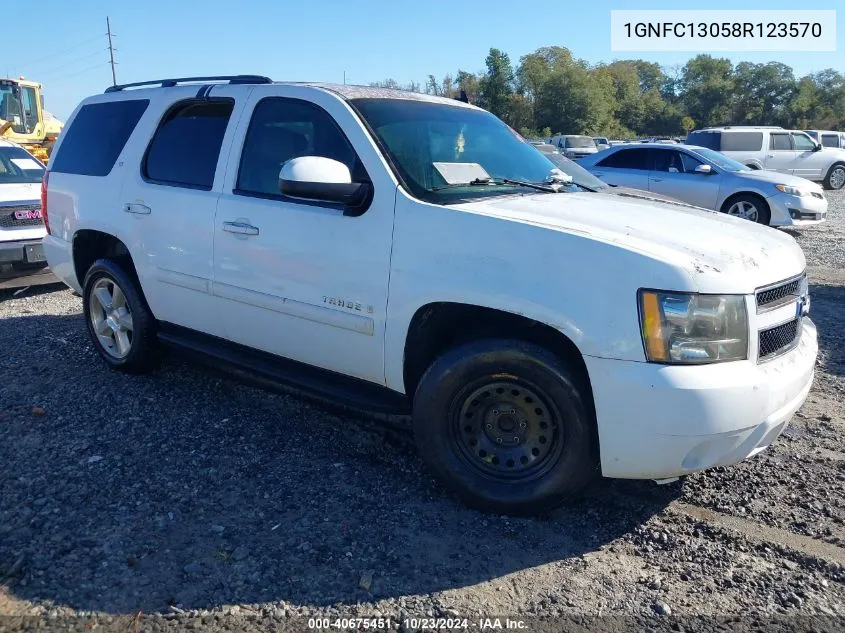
[578,143,827,226]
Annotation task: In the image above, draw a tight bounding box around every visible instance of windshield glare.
[352,99,572,203]
[689,147,750,172]
[0,147,44,184]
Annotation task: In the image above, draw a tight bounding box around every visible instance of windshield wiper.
[432,177,557,193]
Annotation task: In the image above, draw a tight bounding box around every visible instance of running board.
[157,323,411,418]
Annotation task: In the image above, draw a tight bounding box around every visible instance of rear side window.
[821,134,840,148]
[596,148,652,170]
[770,133,792,150]
[51,100,148,176]
[143,99,234,190]
[685,131,720,150]
[720,132,763,151]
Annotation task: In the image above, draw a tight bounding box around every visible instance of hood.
[454,192,805,294]
[733,169,824,191]
[0,183,41,204]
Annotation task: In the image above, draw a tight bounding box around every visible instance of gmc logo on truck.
[13,208,42,220]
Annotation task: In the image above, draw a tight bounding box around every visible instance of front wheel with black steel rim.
[722,194,770,225]
[82,258,158,373]
[413,339,597,515]
[824,163,845,191]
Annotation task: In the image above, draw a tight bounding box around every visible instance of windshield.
[542,151,608,190]
[351,98,566,203]
[0,146,44,184]
[688,147,750,172]
[565,136,596,149]
[0,82,37,135]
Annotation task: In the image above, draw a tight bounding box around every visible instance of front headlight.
[775,184,809,196]
[638,290,748,364]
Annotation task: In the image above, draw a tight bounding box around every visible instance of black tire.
[82,258,158,373]
[413,338,597,516]
[721,193,771,225]
[823,162,845,191]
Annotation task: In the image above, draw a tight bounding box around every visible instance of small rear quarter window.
[50,100,149,177]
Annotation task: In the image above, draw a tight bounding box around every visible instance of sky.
[3,0,843,121]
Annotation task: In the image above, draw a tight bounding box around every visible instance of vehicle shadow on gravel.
[809,283,845,377]
[0,313,678,615]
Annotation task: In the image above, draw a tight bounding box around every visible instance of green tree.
[479,48,515,116]
[731,62,795,126]
[680,55,734,127]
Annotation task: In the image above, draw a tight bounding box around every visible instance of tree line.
[369,47,845,139]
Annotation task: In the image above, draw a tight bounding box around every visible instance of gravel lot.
[1,192,844,631]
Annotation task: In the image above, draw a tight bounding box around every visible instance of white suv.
[0,139,48,282]
[43,76,817,515]
[686,126,845,190]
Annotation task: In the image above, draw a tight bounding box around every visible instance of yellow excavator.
[0,77,63,163]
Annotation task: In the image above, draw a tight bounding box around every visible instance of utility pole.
[343,71,346,85]
[106,16,117,86]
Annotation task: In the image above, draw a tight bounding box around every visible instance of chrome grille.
[0,204,42,229]
[759,317,801,361]
[756,275,804,312]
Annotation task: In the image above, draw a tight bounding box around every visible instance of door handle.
[650,177,662,182]
[593,172,604,177]
[123,203,151,215]
[222,221,259,236]
[767,154,775,158]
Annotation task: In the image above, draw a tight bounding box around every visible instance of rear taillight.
[41,171,50,235]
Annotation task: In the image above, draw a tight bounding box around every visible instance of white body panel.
[44,83,817,481]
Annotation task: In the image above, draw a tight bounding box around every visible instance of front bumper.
[768,191,827,226]
[586,318,817,479]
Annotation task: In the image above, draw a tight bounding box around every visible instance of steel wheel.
[88,277,134,359]
[727,200,760,222]
[451,379,563,481]
[829,166,845,190]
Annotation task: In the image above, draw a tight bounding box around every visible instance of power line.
[14,35,103,73]
[48,63,110,83]
[33,50,104,79]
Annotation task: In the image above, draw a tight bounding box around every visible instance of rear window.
[685,131,720,150]
[821,134,841,148]
[720,132,763,151]
[596,148,651,169]
[51,100,148,177]
[143,99,234,190]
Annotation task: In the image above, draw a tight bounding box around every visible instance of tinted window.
[237,97,362,197]
[653,150,685,172]
[821,134,840,148]
[596,148,652,169]
[685,131,720,150]
[51,100,148,176]
[721,132,763,151]
[791,133,817,151]
[770,133,792,150]
[144,99,233,190]
[679,152,704,173]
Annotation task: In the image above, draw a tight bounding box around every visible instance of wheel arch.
[72,229,140,287]
[720,191,771,222]
[402,301,594,410]
[744,161,763,170]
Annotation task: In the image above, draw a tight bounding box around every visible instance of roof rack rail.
[105,75,272,93]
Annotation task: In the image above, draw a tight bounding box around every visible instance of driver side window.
[236,97,366,198]
[791,133,817,151]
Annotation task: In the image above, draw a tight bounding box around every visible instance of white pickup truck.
[42,76,817,515]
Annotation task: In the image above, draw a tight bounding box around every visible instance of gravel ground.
[1,192,844,632]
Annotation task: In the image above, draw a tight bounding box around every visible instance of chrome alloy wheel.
[727,200,760,222]
[88,277,134,359]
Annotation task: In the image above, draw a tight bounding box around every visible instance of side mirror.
[694,164,713,175]
[279,156,371,216]
[813,143,823,152]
